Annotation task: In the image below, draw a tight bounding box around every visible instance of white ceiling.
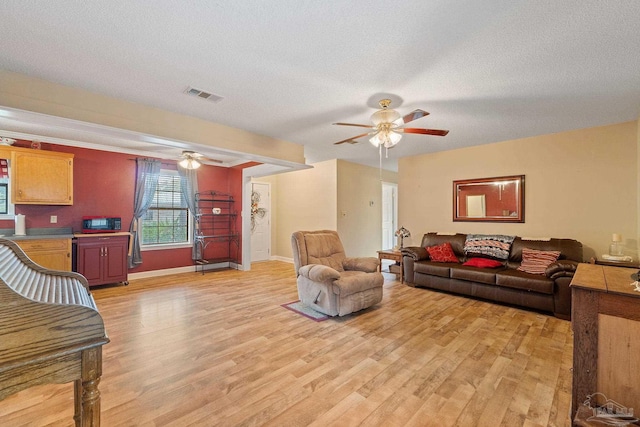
[0,1,639,171]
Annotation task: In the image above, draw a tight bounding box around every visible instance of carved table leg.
[81,377,101,426]
[80,346,103,426]
[74,379,82,426]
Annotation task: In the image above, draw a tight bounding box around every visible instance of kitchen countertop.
[0,229,132,241]
[4,234,76,241]
[74,232,131,238]
[0,227,74,241]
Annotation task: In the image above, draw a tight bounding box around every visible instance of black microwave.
[82,216,122,233]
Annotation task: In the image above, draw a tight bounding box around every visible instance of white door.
[381,182,398,250]
[250,182,271,262]
[466,194,486,217]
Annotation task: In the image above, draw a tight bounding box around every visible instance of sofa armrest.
[545,260,579,280]
[403,256,415,284]
[543,261,579,319]
[401,246,428,261]
[343,257,379,273]
[298,264,341,282]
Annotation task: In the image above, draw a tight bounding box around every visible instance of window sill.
[141,242,193,251]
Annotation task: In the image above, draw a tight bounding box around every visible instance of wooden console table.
[570,263,640,422]
[377,249,403,283]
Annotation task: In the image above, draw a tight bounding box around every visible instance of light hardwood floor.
[0,261,573,426]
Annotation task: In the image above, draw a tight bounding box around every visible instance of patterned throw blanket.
[464,234,516,260]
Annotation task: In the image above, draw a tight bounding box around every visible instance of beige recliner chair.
[291,230,384,316]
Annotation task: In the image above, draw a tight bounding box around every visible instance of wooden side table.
[377,249,403,283]
[570,264,640,421]
[589,256,640,269]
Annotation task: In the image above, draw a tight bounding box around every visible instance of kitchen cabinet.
[8,147,74,205]
[0,145,74,206]
[75,234,129,286]
[16,238,72,271]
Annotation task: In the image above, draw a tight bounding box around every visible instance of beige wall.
[0,70,305,165]
[262,159,398,260]
[268,160,338,259]
[337,160,397,257]
[398,121,638,261]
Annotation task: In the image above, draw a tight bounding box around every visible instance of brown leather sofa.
[402,233,583,319]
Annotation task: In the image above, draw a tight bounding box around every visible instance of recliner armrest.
[545,260,579,280]
[401,246,428,261]
[298,264,341,282]
[343,257,379,273]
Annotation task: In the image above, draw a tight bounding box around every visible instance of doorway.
[466,194,486,217]
[381,182,398,250]
[250,182,271,262]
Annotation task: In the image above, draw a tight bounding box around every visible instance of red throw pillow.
[517,248,561,275]
[463,257,503,268]
[426,242,459,263]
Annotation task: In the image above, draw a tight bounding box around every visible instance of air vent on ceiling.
[184,86,224,103]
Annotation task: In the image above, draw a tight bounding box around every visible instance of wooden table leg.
[571,288,599,421]
[80,347,103,426]
[74,379,82,426]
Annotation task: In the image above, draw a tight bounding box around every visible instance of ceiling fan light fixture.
[333,98,448,146]
[370,108,401,126]
[369,133,382,147]
[179,158,201,169]
[370,130,402,148]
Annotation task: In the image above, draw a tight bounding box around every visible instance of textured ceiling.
[0,1,639,171]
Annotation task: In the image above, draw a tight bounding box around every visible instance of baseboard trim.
[129,261,240,280]
[129,259,294,279]
[129,265,197,280]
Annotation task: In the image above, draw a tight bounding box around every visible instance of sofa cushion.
[450,265,501,285]
[496,269,554,294]
[463,258,503,268]
[508,237,583,265]
[420,233,467,259]
[414,261,451,278]
[426,242,459,263]
[517,248,560,275]
[464,234,516,260]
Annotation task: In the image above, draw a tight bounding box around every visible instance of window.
[141,170,190,247]
[0,183,9,215]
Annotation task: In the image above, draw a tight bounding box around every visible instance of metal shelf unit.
[194,191,239,273]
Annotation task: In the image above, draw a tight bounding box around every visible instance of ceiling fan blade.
[399,128,449,136]
[395,109,430,126]
[333,122,373,128]
[334,132,370,145]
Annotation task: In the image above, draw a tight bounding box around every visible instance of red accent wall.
[2,140,243,273]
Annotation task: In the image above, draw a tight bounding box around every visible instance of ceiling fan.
[333,99,449,148]
[178,150,223,169]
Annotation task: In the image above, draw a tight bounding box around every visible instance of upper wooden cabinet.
[0,146,74,205]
